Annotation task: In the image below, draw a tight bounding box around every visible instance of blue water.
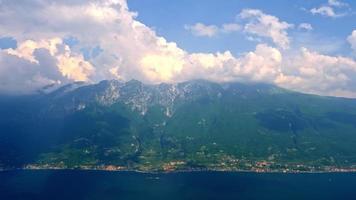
[1,170,356,200]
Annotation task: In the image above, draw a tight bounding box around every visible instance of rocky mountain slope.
[1,80,356,172]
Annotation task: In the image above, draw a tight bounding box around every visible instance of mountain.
[1,79,356,172]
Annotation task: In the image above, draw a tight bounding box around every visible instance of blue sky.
[0,0,355,97]
[128,0,356,55]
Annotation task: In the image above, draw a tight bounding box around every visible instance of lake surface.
[1,170,356,200]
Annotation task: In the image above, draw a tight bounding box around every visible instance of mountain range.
[1,79,356,172]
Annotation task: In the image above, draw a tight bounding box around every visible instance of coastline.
[2,167,356,174]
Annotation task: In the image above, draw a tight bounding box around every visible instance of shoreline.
[2,167,356,174]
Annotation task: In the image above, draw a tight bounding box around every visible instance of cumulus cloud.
[310,0,349,18]
[0,38,93,93]
[348,30,356,52]
[180,43,356,98]
[239,9,293,49]
[1,0,356,98]
[278,48,356,96]
[186,9,293,49]
[179,44,283,83]
[298,23,313,31]
[0,0,188,86]
[310,6,340,17]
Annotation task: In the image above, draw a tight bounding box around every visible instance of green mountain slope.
[1,80,356,172]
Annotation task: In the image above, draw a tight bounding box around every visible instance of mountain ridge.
[1,79,356,172]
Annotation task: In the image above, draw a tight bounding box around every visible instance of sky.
[0,0,355,98]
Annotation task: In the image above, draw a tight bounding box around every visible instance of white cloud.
[310,0,349,18]
[184,23,219,37]
[328,0,348,7]
[1,0,356,98]
[237,44,283,82]
[298,23,313,31]
[185,9,294,50]
[180,44,283,83]
[239,9,293,49]
[221,23,241,33]
[348,30,356,52]
[185,22,241,37]
[0,38,94,93]
[0,0,188,86]
[278,48,356,97]
[310,6,341,17]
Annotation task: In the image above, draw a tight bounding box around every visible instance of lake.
[0,170,356,200]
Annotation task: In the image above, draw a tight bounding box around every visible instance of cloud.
[298,23,313,31]
[8,38,94,82]
[184,23,219,37]
[0,38,94,93]
[310,6,341,17]
[328,0,348,7]
[182,44,356,99]
[0,0,189,86]
[185,22,240,37]
[185,9,293,50]
[0,0,356,98]
[180,44,283,83]
[221,23,241,33]
[278,48,356,97]
[235,44,283,82]
[310,0,350,18]
[348,30,356,52]
[239,9,293,49]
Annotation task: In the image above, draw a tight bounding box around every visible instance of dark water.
[1,170,356,200]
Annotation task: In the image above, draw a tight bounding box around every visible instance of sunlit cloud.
[0,0,356,98]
